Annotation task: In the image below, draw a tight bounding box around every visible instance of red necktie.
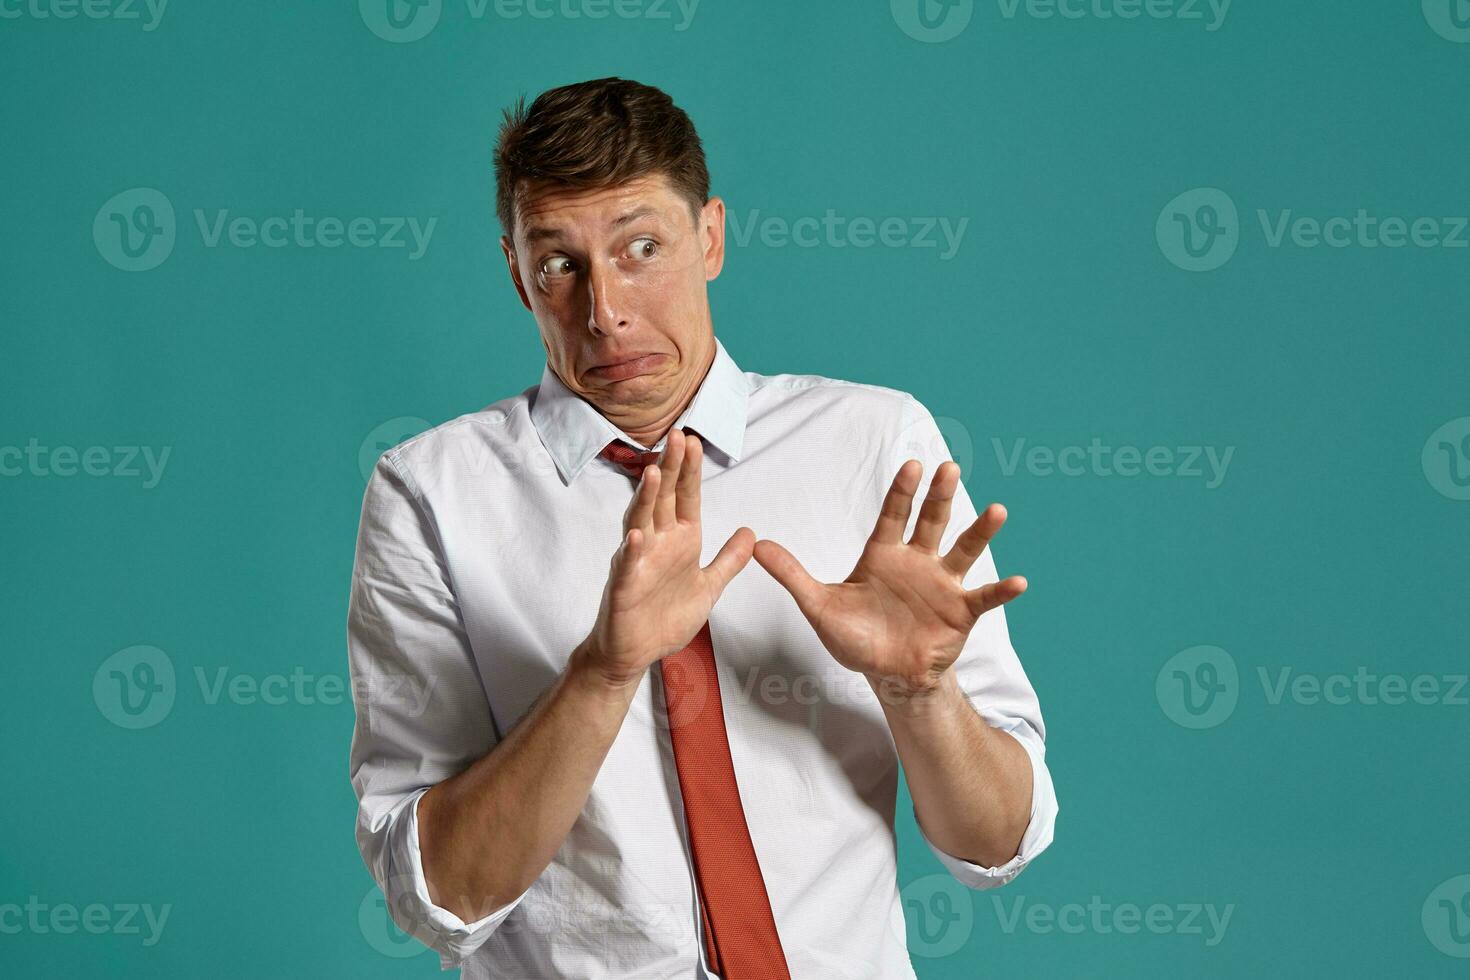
[599,434,793,980]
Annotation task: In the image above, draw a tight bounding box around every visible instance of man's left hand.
[753,459,1027,701]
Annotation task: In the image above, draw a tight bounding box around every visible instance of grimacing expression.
[501,173,727,419]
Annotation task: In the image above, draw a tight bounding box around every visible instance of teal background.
[3,1,1468,976]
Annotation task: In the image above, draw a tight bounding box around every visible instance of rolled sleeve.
[391,787,526,969]
[348,451,528,969]
[914,719,1058,888]
[891,395,1060,889]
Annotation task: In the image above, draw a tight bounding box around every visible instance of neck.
[616,338,717,449]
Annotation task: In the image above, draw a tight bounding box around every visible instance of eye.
[629,238,660,260]
[539,255,577,279]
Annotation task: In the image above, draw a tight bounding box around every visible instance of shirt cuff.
[914,722,1058,889]
[392,786,530,969]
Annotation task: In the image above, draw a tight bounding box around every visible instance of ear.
[501,234,533,312]
[700,196,726,281]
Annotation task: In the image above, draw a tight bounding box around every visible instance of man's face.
[501,173,726,428]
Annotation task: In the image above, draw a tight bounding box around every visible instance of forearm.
[416,637,643,922]
[869,668,1033,869]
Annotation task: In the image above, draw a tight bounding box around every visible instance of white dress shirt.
[347,335,1058,978]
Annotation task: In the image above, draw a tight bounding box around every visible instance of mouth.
[588,352,667,382]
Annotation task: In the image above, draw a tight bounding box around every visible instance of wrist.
[569,637,645,699]
[866,665,964,715]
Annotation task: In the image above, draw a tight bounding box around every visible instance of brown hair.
[493,76,710,242]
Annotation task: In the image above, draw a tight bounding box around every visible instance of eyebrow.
[522,205,665,246]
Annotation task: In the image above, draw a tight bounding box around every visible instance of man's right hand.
[416,428,747,923]
[581,428,755,688]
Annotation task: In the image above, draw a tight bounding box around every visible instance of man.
[347,76,1057,978]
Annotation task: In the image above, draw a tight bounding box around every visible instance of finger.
[619,463,643,519]
[909,460,959,553]
[623,524,643,562]
[675,431,702,525]
[653,428,685,531]
[963,574,1028,620]
[941,502,1007,578]
[702,526,755,596]
[610,525,643,583]
[872,459,922,546]
[751,538,826,618]
[625,463,660,533]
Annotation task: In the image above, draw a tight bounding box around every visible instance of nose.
[585,259,629,337]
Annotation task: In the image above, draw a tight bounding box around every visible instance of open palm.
[753,458,1026,696]
[588,429,755,684]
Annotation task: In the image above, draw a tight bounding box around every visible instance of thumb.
[702,526,756,597]
[752,538,825,617]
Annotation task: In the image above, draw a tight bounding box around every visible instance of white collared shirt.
[347,336,1058,978]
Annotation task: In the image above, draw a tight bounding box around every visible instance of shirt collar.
[530,335,749,485]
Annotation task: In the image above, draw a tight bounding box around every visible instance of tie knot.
[599,439,663,478]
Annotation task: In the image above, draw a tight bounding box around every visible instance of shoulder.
[743,365,955,474]
[744,366,926,429]
[372,386,536,497]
